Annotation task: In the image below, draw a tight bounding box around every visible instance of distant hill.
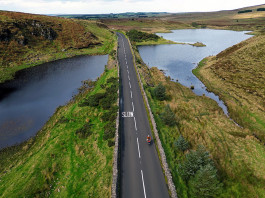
[162,4,265,31]
[101,4,265,33]
[57,12,169,20]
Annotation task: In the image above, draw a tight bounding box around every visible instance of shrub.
[108,140,115,147]
[154,83,166,101]
[238,10,252,14]
[179,145,213,181]
[257,8,265,11]
[174,135,190,152]
[191,22,199,28]
[79,92,106,107]
[126,29,159,42]
[107,77,118,84]
[106,83,118,93]
[100,97,113,110]
[103,122,116,140]
[101,106,118,122]
[75,123,92,138]
[160,104,176,126]
[188,164,223,198]
[109,50,116,59]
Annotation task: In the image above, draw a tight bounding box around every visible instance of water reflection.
[0,55,108,148]
[138,29,252,115]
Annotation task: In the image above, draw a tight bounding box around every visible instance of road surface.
[117,32,170,198]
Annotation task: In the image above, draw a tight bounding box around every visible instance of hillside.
[102,4,265,33]
[193,34,265,143]
[162,4,265,31]
[0,11,115,83]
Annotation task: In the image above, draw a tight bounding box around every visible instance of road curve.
[117,32,170,198]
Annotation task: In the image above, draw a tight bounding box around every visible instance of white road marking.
[130,90,133,99]
[137,138,141,158]
[132,102,134,112]
[128,75,130,81]
[141,170,147,198]
[127,69,129,75]
[129,81,131,89]
[133,116,137,131]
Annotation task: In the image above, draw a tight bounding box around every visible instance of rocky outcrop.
[0,28,12,42]
[30,20,57,40]
[0,19,57,46]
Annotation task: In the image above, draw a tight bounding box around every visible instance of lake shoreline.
[139,28,252,119]
[0,54,108,149]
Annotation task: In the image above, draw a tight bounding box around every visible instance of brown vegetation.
[102,4,265,34]
[133,45,265,197]
[0,11,115,83]
[0,11,100,66]
[194,34,265,143]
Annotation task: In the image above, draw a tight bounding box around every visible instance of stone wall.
[111,38,120,198]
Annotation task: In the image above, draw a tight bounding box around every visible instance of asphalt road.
[117,32,170,198]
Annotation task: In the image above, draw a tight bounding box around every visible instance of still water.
[0,55,108,149]
[138,29,252,115]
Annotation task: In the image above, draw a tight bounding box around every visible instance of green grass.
[193,34,265,143]
[0,65,118,197]
[132,45,265,197]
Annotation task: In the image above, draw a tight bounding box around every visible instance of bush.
[191,22,199,28]
[107,77,118,84]
[79,92,106,107]
[154,83,166,101]
[109,50,116,60]
[100,97,113,110]
[126,29,159,42]
[179,145,213,181]
[174,135,190,152]
[189,164,223,198]
[160,104,176,126]
[103,122,116,140]
[108,140,115,147]
[257,8,265,11]
[75,123,92,138]
[101,106,118,122]
[238,10,252,14]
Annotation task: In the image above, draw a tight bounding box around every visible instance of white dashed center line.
[133,116,137,131]
[141,170,147,198]
[137,138,141,158]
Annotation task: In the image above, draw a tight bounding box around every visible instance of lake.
[0,55,108,149]
[138,29,252,115]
